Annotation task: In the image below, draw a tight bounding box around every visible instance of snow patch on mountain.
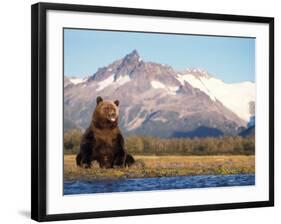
[126,108,147,131]
[116,75,131,86]
[200,77,254,122]
[151,81,166,89]
[127,117,146,131]
[96,74,115,91]
[69,77,87,85]
[96,74,131,91]
[153,117,168,123]
[177,73,255,121]
[177,74,216,100]
[151,81,179,95]
[248,116,255,128]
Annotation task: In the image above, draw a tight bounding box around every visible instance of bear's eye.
[103,108,109,113]
[102,106,116,116]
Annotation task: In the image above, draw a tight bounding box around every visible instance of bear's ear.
[96,96,103,105]
[114,100,119,107]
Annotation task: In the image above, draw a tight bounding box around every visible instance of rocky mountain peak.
[89,50,142,82]
[124,49,140,61]
[113,50,143,80]
[121,49,142,67]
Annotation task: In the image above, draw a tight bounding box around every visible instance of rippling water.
[64,174,255,195]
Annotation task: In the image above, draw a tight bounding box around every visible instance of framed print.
[31,2,274,222]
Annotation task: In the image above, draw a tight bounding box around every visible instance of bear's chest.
[94,128,119,148]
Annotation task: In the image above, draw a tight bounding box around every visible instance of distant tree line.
[64,129,82,154]
[64,129,255,155]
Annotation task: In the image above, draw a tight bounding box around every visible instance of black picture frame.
[31,2,274,222]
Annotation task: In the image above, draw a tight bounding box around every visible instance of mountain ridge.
[64,50,254,138]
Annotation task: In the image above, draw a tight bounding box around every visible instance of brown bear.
[76,96,135,169]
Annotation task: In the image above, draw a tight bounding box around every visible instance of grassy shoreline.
[64,155,255,181]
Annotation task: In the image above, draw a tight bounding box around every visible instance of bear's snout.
[107,112,117,122]
[109,117,116,122]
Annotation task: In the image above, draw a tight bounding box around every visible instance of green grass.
[64,155,255,181]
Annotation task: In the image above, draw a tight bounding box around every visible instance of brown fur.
[76,96,135,169]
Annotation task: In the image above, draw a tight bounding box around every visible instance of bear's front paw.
[81,163,91,169]
[125,154,135,167]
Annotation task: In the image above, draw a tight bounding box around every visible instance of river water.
[64,174,255,195]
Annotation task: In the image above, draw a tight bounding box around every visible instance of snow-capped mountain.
[64,50,254,138]
[176,69,255,121]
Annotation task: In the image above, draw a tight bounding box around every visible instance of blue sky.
[64,28,255,83]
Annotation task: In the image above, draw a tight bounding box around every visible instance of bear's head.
[92,96,120,129]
